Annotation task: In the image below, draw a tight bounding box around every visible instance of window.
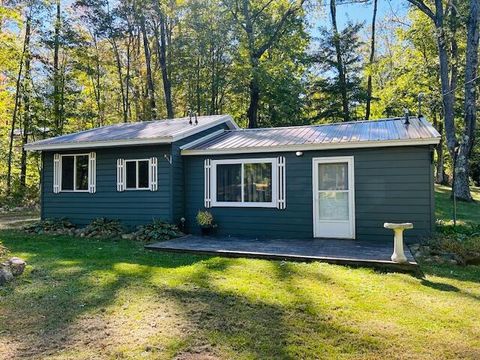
[61,154,89,191]
[125,159,150,190]
[212,159,277,207]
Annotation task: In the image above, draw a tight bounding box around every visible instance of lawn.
[435,184,480,225]
[0,186,479,359]
[0,231,479,359]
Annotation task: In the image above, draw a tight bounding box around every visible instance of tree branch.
[251,0,275,22]
[254,0,305,58]
[406,0,435,21]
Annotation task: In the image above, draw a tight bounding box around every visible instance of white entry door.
[313,157,355,239]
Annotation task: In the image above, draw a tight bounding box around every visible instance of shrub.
[133,219,183,242]
[23,218,76,235]
[80,217,125,239]
[196,210,216,228]
[420,222,480,265]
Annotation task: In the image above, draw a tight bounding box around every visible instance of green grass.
[1,231,479,359]
[0,185,479,359]
[435,184,480,225]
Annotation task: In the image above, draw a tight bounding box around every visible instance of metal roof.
[182,117,441,155]
[24,115,238,151]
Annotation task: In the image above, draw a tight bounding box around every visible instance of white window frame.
[211,158,278,208]
[60,153,90,193]
[124,159,151,191]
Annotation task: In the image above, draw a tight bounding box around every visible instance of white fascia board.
[23,137,173,151]
[24,115,239,151]
[181,138,441,156]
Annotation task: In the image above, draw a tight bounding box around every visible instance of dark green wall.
[42,145,172,227]
[183,146,435,242]
[41,124,228,227]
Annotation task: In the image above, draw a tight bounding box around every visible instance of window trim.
[60,153,90,193]
[211,158,278,208]
[124,159,151,191]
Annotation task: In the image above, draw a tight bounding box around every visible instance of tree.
[365,0,377,120]
[225,0,306,128]
[406,0,479,201]
[311,22,366,122]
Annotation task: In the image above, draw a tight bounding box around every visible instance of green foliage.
[196,210,215,228]
[427,222,480,261]
[81,217,125,238]
[309,22,367,122]
[23,218,76,234]
[133,219,183,243]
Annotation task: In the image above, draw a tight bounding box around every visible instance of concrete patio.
[145,235,419,272]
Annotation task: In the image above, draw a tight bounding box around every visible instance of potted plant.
[196,210,217,236]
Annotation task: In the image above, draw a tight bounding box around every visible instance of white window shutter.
[149,157,158,191]
[116,158,125,192]
[277,156,286,209]
[53,153,60,194]
[204,159,212,208]
[88,152,96,193]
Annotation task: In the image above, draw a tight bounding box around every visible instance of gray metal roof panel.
[25,115,237,150]
[185,117,441,153]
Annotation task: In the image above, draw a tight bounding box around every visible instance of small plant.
[80,217,125,239]
[196,210,217,236]
[133,219,183,243]
[23,218,76,235]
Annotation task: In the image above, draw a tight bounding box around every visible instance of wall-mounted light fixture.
[164,154,172,164]
[295,151,303,157]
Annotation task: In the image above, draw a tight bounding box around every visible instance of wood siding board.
[183,146,434,242]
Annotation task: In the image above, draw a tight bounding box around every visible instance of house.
[25,114,441,242]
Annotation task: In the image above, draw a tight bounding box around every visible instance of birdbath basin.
[384,223,414,263]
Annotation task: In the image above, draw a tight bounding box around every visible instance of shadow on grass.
[0,230,387,359]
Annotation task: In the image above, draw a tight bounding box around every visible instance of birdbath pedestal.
[383,223,413,263]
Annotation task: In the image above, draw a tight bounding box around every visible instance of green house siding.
[41,124,228,227]
[171,123,230,223]
[42,145,172,227]
[183,146,435,242]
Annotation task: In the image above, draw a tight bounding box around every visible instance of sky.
[309,0,409,35]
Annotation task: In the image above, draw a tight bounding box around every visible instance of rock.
[465,253,480,265]
[410,244,420,252]
[121,233,135,240]
[0,264,13,285]
[8,257,26,276]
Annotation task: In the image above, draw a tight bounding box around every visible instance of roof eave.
[181,138,441,156]
[24,137,174,151]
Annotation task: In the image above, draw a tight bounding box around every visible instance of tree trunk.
[247,75,260,128]
[20,26,33,191]
[53,0,61,134]
[153,9,174,118]
[210,43,217,115]
[196,56,201,115]
[140,16,156,119]
[330,0,349,122]
[7,13,30,196]
[432,0,456,155]
[433,112,447,184]
[111,38,128,123]
[365,0,377,120]
[453,0,479,201]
